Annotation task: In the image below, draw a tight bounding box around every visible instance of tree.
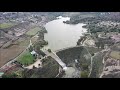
[35,46,40,55]
[2,73,18,78]
[29,45,33,52]
[95,33,98,38]
[118,29,120,33]
[91,53,94,56]
[95,42,100,49]
[12,32,15,36]
[101,42,104,49]
[77,41,80,45]
[33,65,36,69]
[48,49,51,53]
[38,31,44,40]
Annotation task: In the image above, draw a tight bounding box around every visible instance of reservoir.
[44,16,87,51]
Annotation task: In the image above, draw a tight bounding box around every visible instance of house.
[30,50,37,56]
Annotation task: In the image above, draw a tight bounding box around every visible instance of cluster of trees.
[77,36,86,45]
[79,60,89,78]
[95,41,105,49]
[2,72,18,78]
[33,44,46,57]
[29,45,33,52]
[32,28,48,57]
[86,22,120,34]
[48,49,51,53]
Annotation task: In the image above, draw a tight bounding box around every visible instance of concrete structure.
[30,50,37,55]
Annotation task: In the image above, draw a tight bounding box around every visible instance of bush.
[2,73,18,78]
[91,53,94,56]
[80,71,89,78]
[48,49,51,53]
[29,46,33,52]
[81,63,89,70]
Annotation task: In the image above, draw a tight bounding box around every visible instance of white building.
[30,50,37,55]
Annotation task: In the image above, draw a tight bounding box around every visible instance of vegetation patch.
[89,52,105,78]
[18,38,30,47]
[0,23,16,29]
[2,72,18,78]
[18,50,35,66]
[57,46,91,67]
[26,27,41,36]
[85,46,102,55]
[81,70,89,78]
[20,56,59,78]
[110,51,120,60]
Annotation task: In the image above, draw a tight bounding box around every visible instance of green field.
[85,46,102,55]
[18,38,30,46]
[110,51,120,59]
[26,27,41,36]
[18,50,35,66]
[0,23,16,29]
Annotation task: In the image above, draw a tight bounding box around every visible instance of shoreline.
[0,16,58,69]
[44,16,88,51]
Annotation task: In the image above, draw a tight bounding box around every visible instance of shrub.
[48,49,51,53]
[80,71,89,78]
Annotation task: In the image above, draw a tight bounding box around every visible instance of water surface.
[44,16,87,51]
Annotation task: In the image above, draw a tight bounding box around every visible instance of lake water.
[44,16,87,51]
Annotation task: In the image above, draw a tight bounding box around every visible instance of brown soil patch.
[0,45,26,67]
[0,38,29,67]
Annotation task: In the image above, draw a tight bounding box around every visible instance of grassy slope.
[85,46,102,55]
[110,51,120,60]
[26,27,41,36]
[0,23,16,29]
[18,50,34,66]
[89,52,104,78]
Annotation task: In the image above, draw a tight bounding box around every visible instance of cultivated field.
[0,23,16,29]
[26,27,41,36]
[0,37,30,67]
[110,51,120,59]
